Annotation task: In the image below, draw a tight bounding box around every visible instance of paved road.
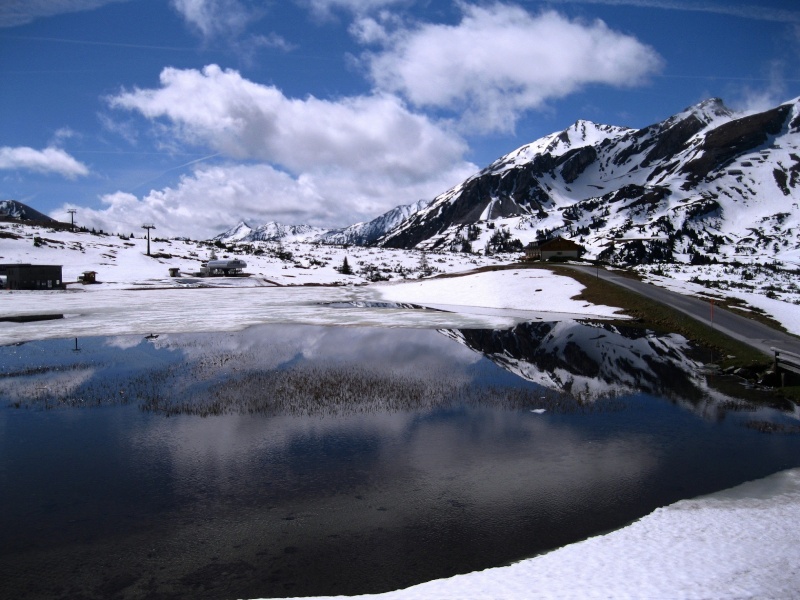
[567,265,800,359]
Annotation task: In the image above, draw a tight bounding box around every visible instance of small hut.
[78,271,97,284]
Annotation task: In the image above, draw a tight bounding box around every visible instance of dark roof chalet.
[526,236,584,251]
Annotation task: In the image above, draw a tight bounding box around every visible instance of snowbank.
[272,468,800,600]
[374,269,623,319]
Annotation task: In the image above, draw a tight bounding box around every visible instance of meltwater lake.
[2,322,800,599]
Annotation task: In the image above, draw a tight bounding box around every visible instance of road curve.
[566,265,800,358]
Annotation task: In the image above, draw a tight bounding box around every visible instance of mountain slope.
[0,200,60,223]
[377,97,800,267]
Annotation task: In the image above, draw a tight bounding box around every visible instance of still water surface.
[1,322,799,599]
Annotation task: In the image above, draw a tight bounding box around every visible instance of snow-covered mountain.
[0,200,60,224]
[213,200,431,246]
[378,97,800,266]
[214,221,328,244]
[318,199,430,245]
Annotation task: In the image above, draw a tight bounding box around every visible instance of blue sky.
[1,0,799,238]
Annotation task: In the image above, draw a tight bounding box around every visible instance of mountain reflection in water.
[1,320,736,416]
[1,323,799,599]
[445,321,702,400]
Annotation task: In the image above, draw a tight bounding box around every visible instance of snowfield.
[273,467,800,600]
[0,271,625,345]
[3,222,799,341]
[0,224,626,344]
[374,269,621,319]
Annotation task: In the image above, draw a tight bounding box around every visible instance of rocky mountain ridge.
[213,221,327,244]
[318,199,430,246]
[214,199,431,246]
[377,97,800,266]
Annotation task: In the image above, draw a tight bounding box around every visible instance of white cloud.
[301,0,409,18]
[70,160,475,238]
[170,0,258,39]
[358,4,663,133]
[102,64,480,236]
[108,64,470,181]
[247,32,294,52]
[49,127,80,146]
[0,146,89,179]
[731,61,791,114]
[0,0,130,27]
[169,0,292,62]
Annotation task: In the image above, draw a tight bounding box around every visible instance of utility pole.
[67,208,77,232]
[142,223,155,256]
[710,299,714,329]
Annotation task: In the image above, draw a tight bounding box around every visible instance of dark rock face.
[382,162,555,249]
[559,146,598,183]
[682,104,792,181]
[642,114,706,166]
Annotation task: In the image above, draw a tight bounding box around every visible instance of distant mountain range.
[319,199,430,245]
[214,199,431,246]
[213,221,328,244]
[215,96,800,266]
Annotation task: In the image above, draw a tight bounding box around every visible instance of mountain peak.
[214,220,253,242]
[674,97,733,126]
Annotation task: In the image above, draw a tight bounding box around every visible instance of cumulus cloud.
[108,64,469,181]
[67,160,475,238]
[0,146,89,179]
[100,64,480,236]
[357,4,663,133]
[0,0,129,27]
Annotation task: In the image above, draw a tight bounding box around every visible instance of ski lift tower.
[142,223,155,256]
[67,208,77,232]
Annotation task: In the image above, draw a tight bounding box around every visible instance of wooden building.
[3,264,64,290]
[78,271,97,284]
[524,237,585,261]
